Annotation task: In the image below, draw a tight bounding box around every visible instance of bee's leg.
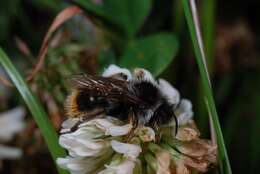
[151,120,162,142]
[61,109,105,134]
[173,111,178,136]
[124,111,137,142]
[60,119,83,134]
[129,111,138,129]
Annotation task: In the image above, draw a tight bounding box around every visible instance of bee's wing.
[70,74,141,104]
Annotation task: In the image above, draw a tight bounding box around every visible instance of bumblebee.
[65,65,180,133]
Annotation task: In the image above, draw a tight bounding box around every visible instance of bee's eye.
[76,91,96,111]
[89,96,95,102]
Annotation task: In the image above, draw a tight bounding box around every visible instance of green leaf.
[98,48,116,73]
[181,1,232,174]
[0,48,68,174]
[119,33,178,76]
[73,0,152,37]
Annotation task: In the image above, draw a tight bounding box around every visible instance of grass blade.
[181,0,232,173]
[0,48,68,174]
[197,0,216,134]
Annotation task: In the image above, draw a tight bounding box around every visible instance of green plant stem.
[0,48,68,174]
[197,0,216,132]
[173,0,185,34]
[201,0,216,72]
[181,1,232,174]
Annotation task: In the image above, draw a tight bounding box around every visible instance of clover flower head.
[57,65,217,174]
[0,106,26,159]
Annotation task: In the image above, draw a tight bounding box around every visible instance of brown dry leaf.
[14,37,32,57]
[27,6,83,82]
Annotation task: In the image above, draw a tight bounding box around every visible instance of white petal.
[59,127,107,157]
[0,106,26,142]
[102,64,132,81]
[176,99,194,125]
[158,79,180,105]
[98,159,136,174]
[60,118,80,133]
[83,118,116,131]
[57,148,113,174]
[0,145,22,159]
[106,124,132,136]
[57,157,95,174]
[82,118,130,136]
[111,140,141,159]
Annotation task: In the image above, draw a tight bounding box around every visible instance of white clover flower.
[0,106,26,141]
[0,145,23,160]
[57,117,136,174]
[0,106,25,159]
[58,65,217,174]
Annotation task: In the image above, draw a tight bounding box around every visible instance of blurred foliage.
[74,0,152,38]
[0,0,260,174]
[119,33,178,75]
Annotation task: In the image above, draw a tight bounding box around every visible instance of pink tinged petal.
[158,79,180,105]
[174,160,190,174]
[182,156,208,173]
[176,127,199,141]
[111,140,141,159]
[156,151,171,174]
